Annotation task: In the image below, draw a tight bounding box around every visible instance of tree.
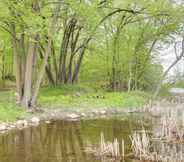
[0,0,61,108]
[0,0,183,109]
[154,36,184,98]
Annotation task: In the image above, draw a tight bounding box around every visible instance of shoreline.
[0,106,143,134]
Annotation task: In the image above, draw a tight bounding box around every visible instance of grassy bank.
[38,85,149,111]
[0,91,27,121]
[0,85,150,121]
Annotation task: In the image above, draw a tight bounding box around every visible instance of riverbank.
[0,85,149,120]
[0,104,146,134]
[0,85,150,132]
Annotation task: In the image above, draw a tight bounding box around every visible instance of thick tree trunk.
[22,35,39,108]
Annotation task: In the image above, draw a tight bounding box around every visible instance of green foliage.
[77,0,183,91]
[0,0,183,110]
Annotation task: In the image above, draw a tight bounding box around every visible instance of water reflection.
[0,114,152,162]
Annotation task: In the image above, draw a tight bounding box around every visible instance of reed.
[130,130,150,160]
[85,132,125,160]
[100,132,125,158]
[159,112,184,142]
[130,129,184,162]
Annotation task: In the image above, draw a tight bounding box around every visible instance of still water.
[0,114,153,162]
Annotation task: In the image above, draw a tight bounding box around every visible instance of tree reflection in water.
[0,115,151,162]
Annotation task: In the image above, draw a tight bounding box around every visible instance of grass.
[0,84,149,121]
[0,91,27,121]
[38,85,149,111]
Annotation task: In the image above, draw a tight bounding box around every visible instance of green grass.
[0,91,27,121]
[0,84,149,121]
[39,85,149,111]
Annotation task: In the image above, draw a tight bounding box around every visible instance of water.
[0,114,153,162]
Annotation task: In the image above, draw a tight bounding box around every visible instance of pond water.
[0,114,154,162]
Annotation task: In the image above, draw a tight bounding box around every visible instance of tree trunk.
[59,18,77,83]
[66,26,81,84]
[11,24,22,102]
[39,49,55,85]
[72,38,91,83]
[51,41,58,84]
[22,35,39,108]
[19,33,26,101]
[67,54,74,84]
[30,2,61,107]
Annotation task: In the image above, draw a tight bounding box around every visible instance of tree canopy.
[0,0,183,109]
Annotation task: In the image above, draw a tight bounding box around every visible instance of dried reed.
[130,130,150,160]
[100,132,125,158]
